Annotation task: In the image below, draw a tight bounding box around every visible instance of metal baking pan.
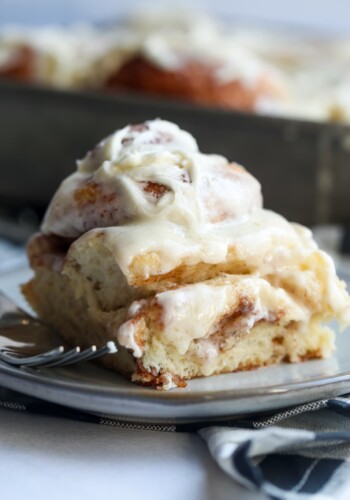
[0,80,349,226]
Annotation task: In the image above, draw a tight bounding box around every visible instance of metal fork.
[0,291,117,368]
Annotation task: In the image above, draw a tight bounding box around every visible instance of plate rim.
[1,358,350,405]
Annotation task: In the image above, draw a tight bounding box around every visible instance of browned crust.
[0,45,35,81]
[142,181,170,199]
[105,55,284,111]
[232,348,325,372]
[21,279,36,310]
[130,346,326,390]
[26,233,73,272]
[132,361,187,390]
[129,253,252,288]
[73,179,169,206]
[73,181,113,206]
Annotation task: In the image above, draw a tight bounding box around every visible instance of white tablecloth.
[0,407,265,500]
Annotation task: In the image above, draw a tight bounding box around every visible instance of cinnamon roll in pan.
[105,55,286,111]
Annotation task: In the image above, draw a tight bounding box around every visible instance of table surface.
[0,406,264,500]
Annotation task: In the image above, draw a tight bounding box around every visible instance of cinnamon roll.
[22,119,350,389]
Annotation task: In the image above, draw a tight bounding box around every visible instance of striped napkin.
[200,397,350,500]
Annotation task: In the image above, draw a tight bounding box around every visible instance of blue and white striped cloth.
[201,397,350,500]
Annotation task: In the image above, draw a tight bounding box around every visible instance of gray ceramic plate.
[1,267,350,424]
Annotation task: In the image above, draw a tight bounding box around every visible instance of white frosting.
[138,31,274,87]
[78,118,198,171]
[232,28,350,122]
[42,119,262,238]
[157,284,231,355]
[118,277,310,357]
[118,320,142,358]
[121,11,286,89]
[0,24,126,87]
[95,212,313,281]
[319,251,350,325]
[0,18,285,92]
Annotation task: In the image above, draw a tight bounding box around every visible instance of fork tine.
[44,342,117,367]
[55,346,97,366]
[0,293,118,369]
[84,343,117,361]
[0,337,117,369]
[0,346,64,366]
[40,347,81,367]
